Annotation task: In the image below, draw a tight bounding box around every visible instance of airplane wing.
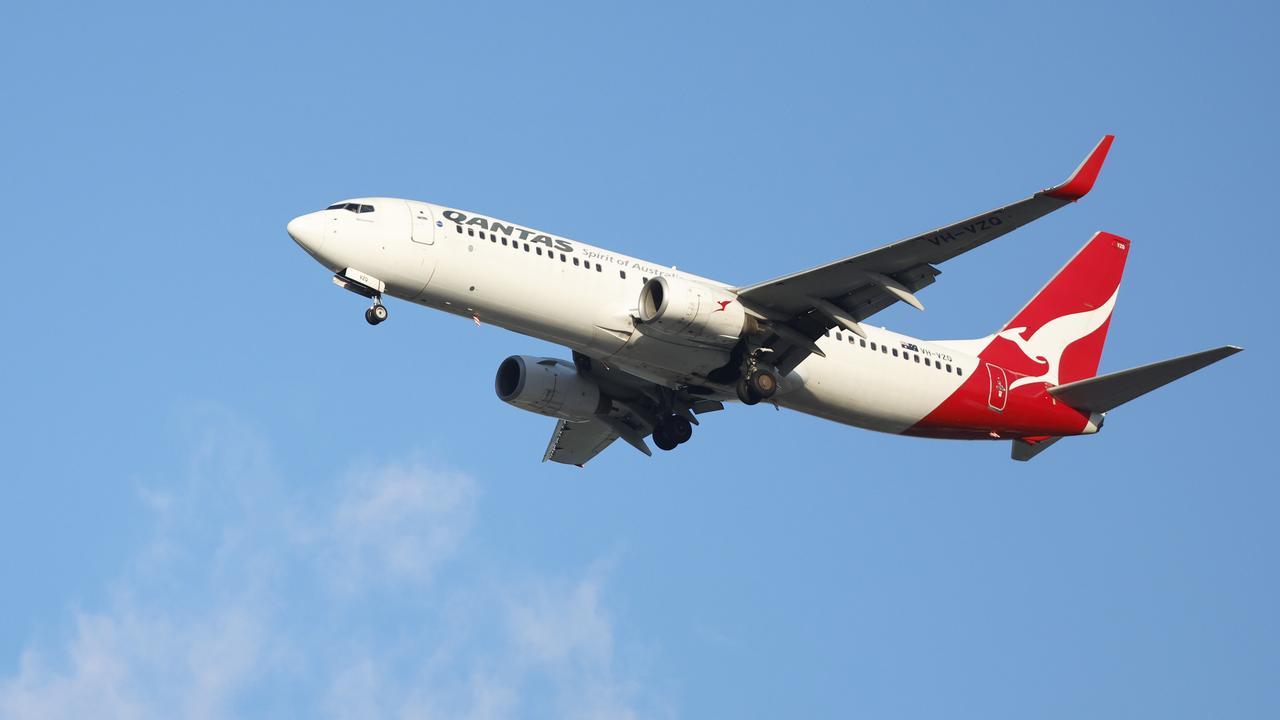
[543,418,620,466]
[542,353,728,466]
[734,135,1114,375]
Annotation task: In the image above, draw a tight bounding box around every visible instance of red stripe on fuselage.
[904,367,1093,440]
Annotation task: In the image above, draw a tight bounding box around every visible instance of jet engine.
[636,276,754,347]
[494,355,608,421]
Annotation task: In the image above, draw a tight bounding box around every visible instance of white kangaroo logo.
[996,288,1118,391]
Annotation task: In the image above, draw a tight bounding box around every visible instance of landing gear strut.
[364,300,388,326]
[652,414,693,452]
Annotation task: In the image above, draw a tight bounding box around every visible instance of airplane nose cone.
[286,212,326,254]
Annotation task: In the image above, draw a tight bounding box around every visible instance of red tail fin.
[981,231,1130,389]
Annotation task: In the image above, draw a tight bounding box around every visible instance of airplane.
[286,136,1241,465]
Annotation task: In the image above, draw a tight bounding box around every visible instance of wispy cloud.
[0,410,665,719]
[314,458,476,591]
[2,601,267,720]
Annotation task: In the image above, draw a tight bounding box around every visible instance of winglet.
[1042,135,1115,201]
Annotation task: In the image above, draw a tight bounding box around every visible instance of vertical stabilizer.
[980,231,1130,391]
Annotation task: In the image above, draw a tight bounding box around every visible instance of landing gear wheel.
[736,378,761,406]
[652,424,678,451]
[748,368,778,399]
[366,302,388,325]
[664,415,692,445]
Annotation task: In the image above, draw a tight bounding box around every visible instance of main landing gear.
[736,365,778,406]
[652,414,693,452]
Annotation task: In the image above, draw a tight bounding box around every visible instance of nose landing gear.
[332,268,389,327]
[364,301,388,326]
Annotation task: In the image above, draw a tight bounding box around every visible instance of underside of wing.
[734,136,1115,375]
[539,352,727,466]
[543,418,620,466]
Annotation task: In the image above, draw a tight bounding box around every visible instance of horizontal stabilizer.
[1011,435,1062,461]
[1048,345,1242,414]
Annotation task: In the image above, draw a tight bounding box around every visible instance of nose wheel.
[364,301,388,326]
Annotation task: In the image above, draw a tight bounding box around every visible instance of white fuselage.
[287,198,979,435]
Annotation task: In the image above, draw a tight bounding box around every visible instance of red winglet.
[1042,134,1114,201]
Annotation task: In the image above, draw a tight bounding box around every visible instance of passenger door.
[394,201,437,296]
[410,203,435,245]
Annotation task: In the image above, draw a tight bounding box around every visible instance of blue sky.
[2,1,1276,717]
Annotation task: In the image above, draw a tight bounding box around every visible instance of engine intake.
[637,276,751,347]
[495,355,607,421]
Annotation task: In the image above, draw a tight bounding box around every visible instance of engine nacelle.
[494,355,607,421]
[637,276,752,347]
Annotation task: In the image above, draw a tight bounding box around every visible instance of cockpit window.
[324,202,376,213]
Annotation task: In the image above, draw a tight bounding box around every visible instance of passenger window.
[468,228,474,237]
[523,244,530,252]
[501,238,508,246]
[914,355,920,363]
[881,345,887,354]
[892,349,898,357]
[870,342,877,351]
[596,263,602,272]
[479,231,486,240]
[620,270,627,279]
[924,358,931,367]
[455,225,462,234]
[573,258,580,266]
[536,247,542,256]
[835,333,843,341]
[946,364,952,373]
[860,339,866,348]
[848,336,855,344]
[561,254,567,262]
[957,367,963,376]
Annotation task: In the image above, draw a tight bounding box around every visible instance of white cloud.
[0,412,663,720]
[1,602,266,720]
[504,572,643,720]
[316,458,476,591]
